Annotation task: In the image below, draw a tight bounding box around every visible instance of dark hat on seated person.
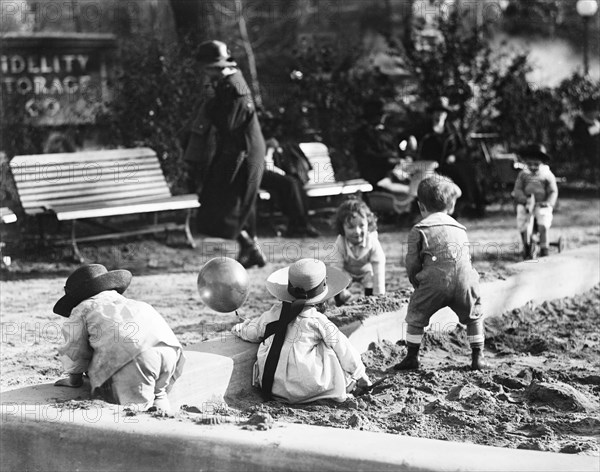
[197,40,237,68]
[54,264,132,317]
[518,143,550,163]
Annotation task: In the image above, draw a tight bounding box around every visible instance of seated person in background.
[261,138,320,238]
[412,97,485,216]
[513,143,558,258]
[330,198,386,306]
[353,98,401,189]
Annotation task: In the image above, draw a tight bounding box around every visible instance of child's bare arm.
[371,237,386,295]
[543,173,559,207]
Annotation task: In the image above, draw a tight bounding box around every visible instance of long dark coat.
[183,71,265,239]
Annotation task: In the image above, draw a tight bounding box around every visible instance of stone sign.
[1,32,116,126]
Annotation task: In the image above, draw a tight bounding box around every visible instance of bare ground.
[1,195,599,455]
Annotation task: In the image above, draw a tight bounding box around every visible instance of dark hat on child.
[53,264,132,317]
[266,259,350,305]
[197,40,237,68]
[519,143,550,163]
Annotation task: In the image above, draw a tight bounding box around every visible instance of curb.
[1,410,597,472]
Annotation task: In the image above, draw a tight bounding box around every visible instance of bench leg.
[184,209,196,248]
[70,220,85,263]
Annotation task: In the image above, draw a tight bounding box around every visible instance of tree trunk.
[234,0,263,109]
[170,0,208,41]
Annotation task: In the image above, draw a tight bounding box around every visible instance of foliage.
[403,7,600,181]
[97,35,204,193]
[502,0,599,56]
[407,8,513,139]
[263,41,399,179]
[493,66,600,179]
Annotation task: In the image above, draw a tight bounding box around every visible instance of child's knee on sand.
[108,343,180,411]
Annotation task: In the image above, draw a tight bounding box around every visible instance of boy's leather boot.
[237,232,267,269]
[394,342,420,370]
[470,347,488,370]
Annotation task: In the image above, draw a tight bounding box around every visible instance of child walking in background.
[53,264,185,413]
[513,143,558,259]
[330,198,386,306]
[396,176,487,371]
[232,258,371,403]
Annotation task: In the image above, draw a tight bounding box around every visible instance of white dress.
[232,303,366,403]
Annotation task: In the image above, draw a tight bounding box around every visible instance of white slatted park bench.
[10,147,200,261]
[259,142,373,211]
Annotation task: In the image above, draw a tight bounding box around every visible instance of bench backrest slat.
[12,148,158,166]
[299,142,336,185]
[15,171,167,192]
[19,182,171,204]
[10,148,175,214]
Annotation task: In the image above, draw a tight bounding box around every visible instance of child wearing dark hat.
[396,175,487,371]
[53,264,185,413]
[231,258,371,403]
[513,143,558,258]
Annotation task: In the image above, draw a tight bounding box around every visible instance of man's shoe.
[238,240,267,269]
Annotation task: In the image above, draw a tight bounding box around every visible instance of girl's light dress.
[232,303,366,403]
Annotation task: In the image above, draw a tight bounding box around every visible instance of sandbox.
[1,245,599,472]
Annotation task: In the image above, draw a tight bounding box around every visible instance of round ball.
[197,257,250,313]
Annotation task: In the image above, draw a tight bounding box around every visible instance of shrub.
[98,36,203,193]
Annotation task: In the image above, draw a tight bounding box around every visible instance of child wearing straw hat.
[232,258,371,403]
[53,264,185,413]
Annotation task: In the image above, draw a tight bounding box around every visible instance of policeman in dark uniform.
[182,40,267,268]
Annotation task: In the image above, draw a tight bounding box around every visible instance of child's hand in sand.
[54,373,84,388]
[356,374,372,389]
